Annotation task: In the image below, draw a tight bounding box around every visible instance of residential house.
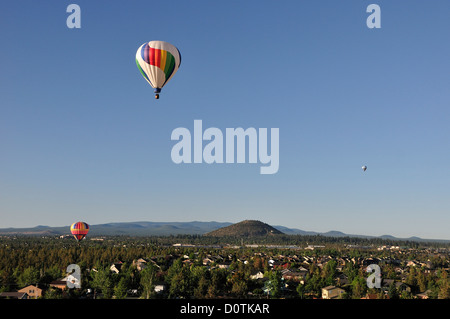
[0,292,28,299]
[268,259,282,268]
[133,258,148,271]
[217,261,231,269]
[277,262,291,270]
[406,260,420,267]
[203,257,214,266]
[154,282,168,294]
[361,293,384,299]
[18,285,43,299]
[281,269,305,283]
[110,262,123,274]
[250,270,264,280]
[381,279,395,290]
[305,245,325,250]
[336,273,350,286]
[381,279,411,294]
[416,290,431,299]
[50,272,81,291]
[298,266,309,273]
[50,280,67,290]
[321,285,345,299]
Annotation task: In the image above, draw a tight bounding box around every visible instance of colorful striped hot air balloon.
[136,40,181,99]
[70,221,89,243]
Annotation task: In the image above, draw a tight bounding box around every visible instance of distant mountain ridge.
[0,221,233,237]
[0,220,449,243]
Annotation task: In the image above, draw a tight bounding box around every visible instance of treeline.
[0,236,449,299]
[99,233,450,248]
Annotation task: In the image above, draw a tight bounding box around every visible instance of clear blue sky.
[1,1,449,239]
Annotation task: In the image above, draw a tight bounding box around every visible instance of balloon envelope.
[70,221,89,242]
[136,40,181,94]
[362,166,367,171]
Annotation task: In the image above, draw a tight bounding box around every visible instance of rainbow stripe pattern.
[141,45,177,85]
[136,41,181,94]
[70,221,89,242]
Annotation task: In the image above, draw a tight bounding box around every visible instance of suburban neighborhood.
[0,235,449,300]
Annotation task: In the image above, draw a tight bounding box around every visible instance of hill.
[205,220,284,237]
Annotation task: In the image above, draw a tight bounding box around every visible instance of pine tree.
[140,264,157,299]
[438,271,449,299]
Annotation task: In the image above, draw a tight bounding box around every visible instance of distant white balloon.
[362,166,367,172]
